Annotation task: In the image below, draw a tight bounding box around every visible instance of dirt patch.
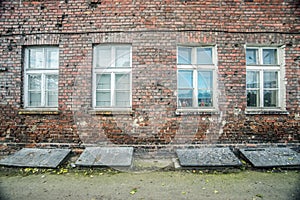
[0,168,299,200]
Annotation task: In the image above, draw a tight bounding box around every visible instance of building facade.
[0,0,299,154]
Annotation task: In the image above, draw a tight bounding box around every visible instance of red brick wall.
[0,0,299,153]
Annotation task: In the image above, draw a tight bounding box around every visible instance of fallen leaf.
[130,188,138,195]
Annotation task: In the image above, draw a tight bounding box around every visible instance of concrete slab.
[75,147,134,167]
[239,147,300,168]
[176,148,242,167]
[0,148,71,168]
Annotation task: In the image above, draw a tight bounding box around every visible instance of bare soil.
[0,169,299,200]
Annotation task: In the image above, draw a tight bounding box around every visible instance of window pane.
[28,74,41,106]
[29,92,41,107]
[46,75,58,107]
[46,75,58,90]
[46,91,58,107]
[198,90,212,107]
[264,90,277,107]
[178,89,193,107]
[46,48,59,68]
[198,71,212,89]
[116,47,130,67]
[29,49,44,68]
[178,70,193,88]
[96,46,111,68]
[264,71,278,88]
[246,49,258,65]
[197,48,213,64]
[246,71,259,89]
[115,74,130,90]
[96,91,111,107]
[263,49,277,65]
[96,74,111,90]
[116,91,130,107]
[178,47,192,64]
[247,90,259,107]
[29,75,41,90]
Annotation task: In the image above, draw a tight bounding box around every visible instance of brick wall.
[0,0,299,153]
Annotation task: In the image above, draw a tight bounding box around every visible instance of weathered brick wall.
[0,0,299,153]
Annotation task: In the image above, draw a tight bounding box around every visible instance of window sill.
[175,108,219,115]
[245,109,289,115]
[18,108,60,115]
[89,108,133,115]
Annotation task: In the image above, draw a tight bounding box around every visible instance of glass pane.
[178,70,193,88]
[46,48,59,68]
[46,91,58,107]
[116,91,130,107]
[247,90,259,107]
[116,47,130,67]
[263,49,277,65]
[246,71,259,89]
[198,90,212,107]
[96,46,111,68]
[46,75,58,90]
[197,48,213,64]
[178,47,192,64]
[178,89,193,107]
[29,49,44,68]
[198,71,212,89]
[246,49,258,65]
[115,74,130,90]
[264,71,278,88]
[96,91,111,107]
[96,74,111,90]
[29,92,41,107]
[264,90,277,107]
[29,75,41,90]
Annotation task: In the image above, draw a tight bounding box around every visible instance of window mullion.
[111,73,115,107]
[260,70,264,107]
[41,74,46,107]
[193,69,198,107]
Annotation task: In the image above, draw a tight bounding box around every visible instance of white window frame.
[246,45,286,111]
[92,44,132,110]
[24,46,59,109]
[176,45,218,112]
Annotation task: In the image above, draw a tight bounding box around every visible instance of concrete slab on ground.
[176,148,242,167]
[0,148,71,168]
[75,147,134,167]
[239,147,300,168]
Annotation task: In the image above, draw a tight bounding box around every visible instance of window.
[177,46,217,109]
[93,44,131,109]
[246,46,284,109]
[24,47,59,108]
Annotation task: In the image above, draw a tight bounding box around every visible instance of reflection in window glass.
[263,49,277,65]
[29,49,44,68]
[197,48,213,64]
[198,71,212,107]
[116,47,130,67]
[178,70,193,88]
[246,71,259,89]
[246,49,258,65]
[178,47,192,64]
[28,75,42,106]
[264,71,278,88]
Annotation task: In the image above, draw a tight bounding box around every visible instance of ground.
[0,168,299,200]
